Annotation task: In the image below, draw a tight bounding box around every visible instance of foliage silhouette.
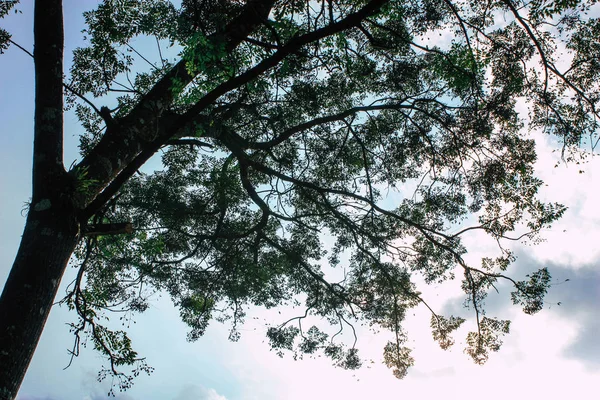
[1,0,599,397]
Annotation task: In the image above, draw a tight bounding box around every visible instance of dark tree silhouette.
[1,0,599,397]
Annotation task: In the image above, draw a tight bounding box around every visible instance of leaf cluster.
[54,0,597,390]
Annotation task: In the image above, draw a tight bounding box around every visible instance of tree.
[1,0,599,397]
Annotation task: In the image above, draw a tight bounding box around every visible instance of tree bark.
[0,212,79,400]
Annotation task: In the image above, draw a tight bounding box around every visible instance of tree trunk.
[0,210,79,400]
[0,1,71,398]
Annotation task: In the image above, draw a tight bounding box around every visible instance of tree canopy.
[1,0,599,396]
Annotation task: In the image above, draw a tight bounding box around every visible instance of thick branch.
[165,138,213,148]
[76,0,276,210]
[82,0,391,218]
[180,0,391,131]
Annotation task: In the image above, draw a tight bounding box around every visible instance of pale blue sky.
[2,2,600,399]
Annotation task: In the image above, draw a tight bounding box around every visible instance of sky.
[1,1,600,400]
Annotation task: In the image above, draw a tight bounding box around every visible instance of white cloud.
[220,300,598,400]
[527,133,600,267]
[172,385,227,400]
